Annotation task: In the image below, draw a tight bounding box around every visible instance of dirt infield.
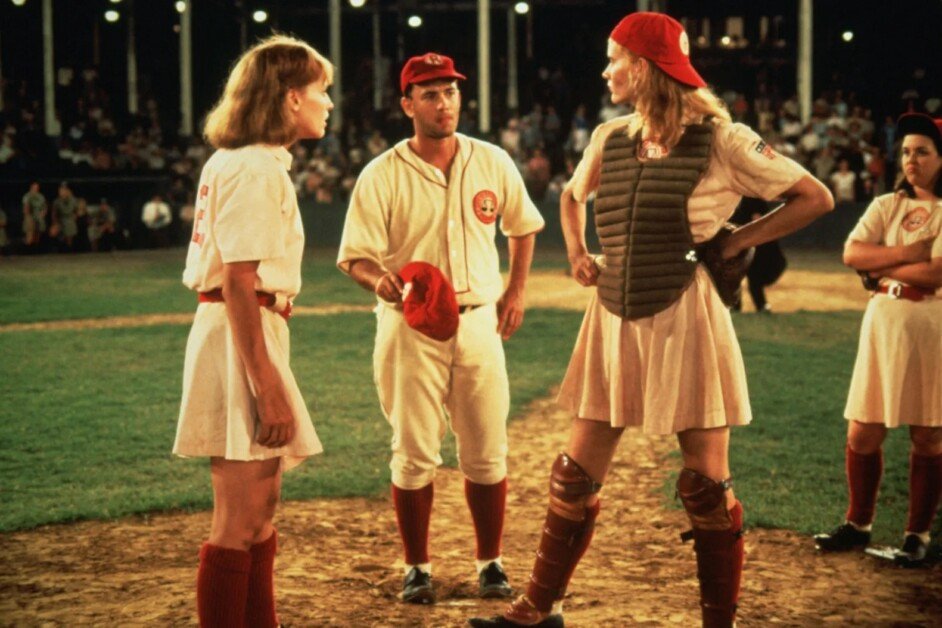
[0,266,868,334]
[3,395,940,627]
[5,267,938,627]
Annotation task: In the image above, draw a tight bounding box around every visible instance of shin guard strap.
[677,468,733,531]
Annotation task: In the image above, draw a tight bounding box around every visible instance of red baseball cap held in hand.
[610,12,706,89]
[400,52,467,94]
[399,261,459,341]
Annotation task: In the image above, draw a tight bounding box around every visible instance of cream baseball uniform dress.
[174,145,323,470]
[338,133,544,489]
[557,114,808,434]
[844,192,942,427]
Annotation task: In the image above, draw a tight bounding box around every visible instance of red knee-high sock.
[392,483,434,565]
[246,530,278,628]
[907,452,942,534]
[845,445,883,526]
[197,543,251,628]
[464,478,508,560]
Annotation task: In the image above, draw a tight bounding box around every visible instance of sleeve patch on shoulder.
[754,141,776,160]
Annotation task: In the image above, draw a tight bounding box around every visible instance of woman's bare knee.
[209,458,281,548]
[847,421,887,454]
[677,427,730,480]
[567,418,624,482]
[910,426,942,456]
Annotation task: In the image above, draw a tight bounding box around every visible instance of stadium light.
[11,0,27,6]
[349,0,366,7]
[407,14,422,28]
[842,30,854,43]
[175,1,186,14]
[252,9,268,23]
[104,9,120,22]
[514,2,529,15]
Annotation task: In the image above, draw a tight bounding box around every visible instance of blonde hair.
[204,35,333,149]
[621,47,730,148]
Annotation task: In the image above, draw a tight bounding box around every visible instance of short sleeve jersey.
[847,192,942,278]
[182,145,305,300]
[338,133,545,305]
[22,192,46,218]
[569,114,809,242]
[53,196,78,221]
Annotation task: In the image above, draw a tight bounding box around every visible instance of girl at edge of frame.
[172,35,333,628]
[814,112,942,566]
[470,11,833,628]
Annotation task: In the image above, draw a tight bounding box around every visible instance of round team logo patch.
[472,190,498,224]
[679,31,690,57]
[639,139,668,160]
[902,207,930,232]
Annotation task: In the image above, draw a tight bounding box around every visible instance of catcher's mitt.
[695,224,754,308]
[857,270,880,291]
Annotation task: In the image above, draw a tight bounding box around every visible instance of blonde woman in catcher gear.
[814,113,942,567]
[471,12,833,628]
[173,35,332,627]
[338,52,544,605]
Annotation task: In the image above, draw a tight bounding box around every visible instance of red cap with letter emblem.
[398,261,460,341]
[609,12,706,88]
[400,52,467,94]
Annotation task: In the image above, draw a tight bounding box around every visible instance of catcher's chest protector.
[594,122,714,320]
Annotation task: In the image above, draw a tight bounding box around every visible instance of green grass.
[0,250,932,545]
[0,248,374,324]
[0,309,583,531]
[711,311,933,546]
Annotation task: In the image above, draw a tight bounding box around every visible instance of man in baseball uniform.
[338,52,545,604]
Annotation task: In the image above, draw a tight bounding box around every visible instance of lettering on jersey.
[754,140,776,160]
[472,190,498,224]
[191,185,210,245]
[902,206,930,233]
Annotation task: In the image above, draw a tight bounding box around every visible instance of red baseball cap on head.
[398,261,460,341]
[400,52,467,94]
[609,12,706,89]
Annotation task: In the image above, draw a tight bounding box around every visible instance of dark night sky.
[1,0,940,129]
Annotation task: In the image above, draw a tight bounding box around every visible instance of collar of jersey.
[257,144,293,170]
[393,133,471,187]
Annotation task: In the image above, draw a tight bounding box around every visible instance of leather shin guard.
[677,469,743,628]
[513,453,601,619]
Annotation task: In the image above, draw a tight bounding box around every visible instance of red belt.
[875,283,934,302]
[198,289,292,320]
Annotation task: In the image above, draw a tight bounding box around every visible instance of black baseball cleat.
[864,534,931,567]
[401,566,435,604]
[478,561,514,599]
[467,615,564,628]
[893,534,928,568]
[814,522,871,552]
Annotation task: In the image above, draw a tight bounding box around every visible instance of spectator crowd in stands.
[1,61,939,255]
